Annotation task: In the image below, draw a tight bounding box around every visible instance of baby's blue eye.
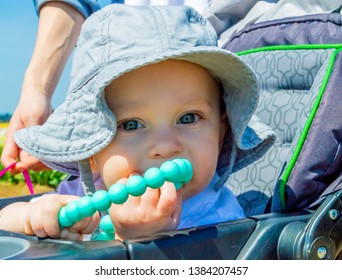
[178,113,198,124]
[120,120,143,130]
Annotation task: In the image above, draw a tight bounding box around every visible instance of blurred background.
[0,1,76,196]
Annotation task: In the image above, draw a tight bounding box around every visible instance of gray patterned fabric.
[222,12,342,216]
[223,13,342,52]
[226,48,337,216]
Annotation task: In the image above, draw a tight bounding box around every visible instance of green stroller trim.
[238,45,342,209]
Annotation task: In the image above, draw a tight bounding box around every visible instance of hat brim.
[15,46,258,175]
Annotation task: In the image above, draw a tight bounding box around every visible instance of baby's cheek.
[182,160,217,200]
[102,165,133,187]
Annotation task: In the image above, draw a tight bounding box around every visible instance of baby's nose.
[148,128,182,159]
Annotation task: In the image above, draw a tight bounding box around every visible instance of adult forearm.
[25,2,85,99]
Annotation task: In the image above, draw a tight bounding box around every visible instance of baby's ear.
[89,157,98,173]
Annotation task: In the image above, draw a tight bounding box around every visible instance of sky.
[0,1,72,114]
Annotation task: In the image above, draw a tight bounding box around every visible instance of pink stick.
[0,162,17,176]
[22,170,35,195]
[0,162,35,195]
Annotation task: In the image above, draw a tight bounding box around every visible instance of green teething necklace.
[58,158,193,240]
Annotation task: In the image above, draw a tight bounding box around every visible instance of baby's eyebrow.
[181,96,216,109]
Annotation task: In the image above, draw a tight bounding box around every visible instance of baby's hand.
[109,178,182,240]
[24,194,100,240]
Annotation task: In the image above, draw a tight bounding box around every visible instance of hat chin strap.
[214,143,237,192]
[78,159,97,196]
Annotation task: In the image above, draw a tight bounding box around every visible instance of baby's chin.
[181,180,208,201]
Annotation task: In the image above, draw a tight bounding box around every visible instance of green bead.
[65,201,83,223]
[144,167,165,189]
[100,214,115,233]
[125,175,147,196]
[172,158,190,182]
[91,190,111,211]
[93,231,115,241]
[181,158,192,170]
[160,161,180,182]
[180,158,193,183]
[77,196,96,217]
[174,182,183,190]
[58,207,74,228]
[108,183,129,204]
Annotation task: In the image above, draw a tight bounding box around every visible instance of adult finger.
[17,149,50,172]
[1,116,24,173]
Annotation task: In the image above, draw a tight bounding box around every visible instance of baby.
[0,5,274,240]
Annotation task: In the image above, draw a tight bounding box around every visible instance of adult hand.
[0,2,84,173]
[1,85,52,174]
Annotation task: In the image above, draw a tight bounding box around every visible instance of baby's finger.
[60,228,84,241]
[43,195,82,238]
[170,189,183,227]
[42,203,63,238]
[157,181,178,214]
[140,187,160,209]
[71,213,100,234]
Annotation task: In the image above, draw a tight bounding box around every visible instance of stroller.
[0,7,341,260]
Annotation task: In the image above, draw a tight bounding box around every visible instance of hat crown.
[15,4,274,177]
[70,5,217,91]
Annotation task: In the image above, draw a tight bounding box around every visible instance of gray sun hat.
[14,5,273,185]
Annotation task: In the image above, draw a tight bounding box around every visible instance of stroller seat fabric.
[223,13,342,216]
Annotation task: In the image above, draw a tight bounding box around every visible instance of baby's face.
[93,59,226,200]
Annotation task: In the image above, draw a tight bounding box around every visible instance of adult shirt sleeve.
[33,0,101,18]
